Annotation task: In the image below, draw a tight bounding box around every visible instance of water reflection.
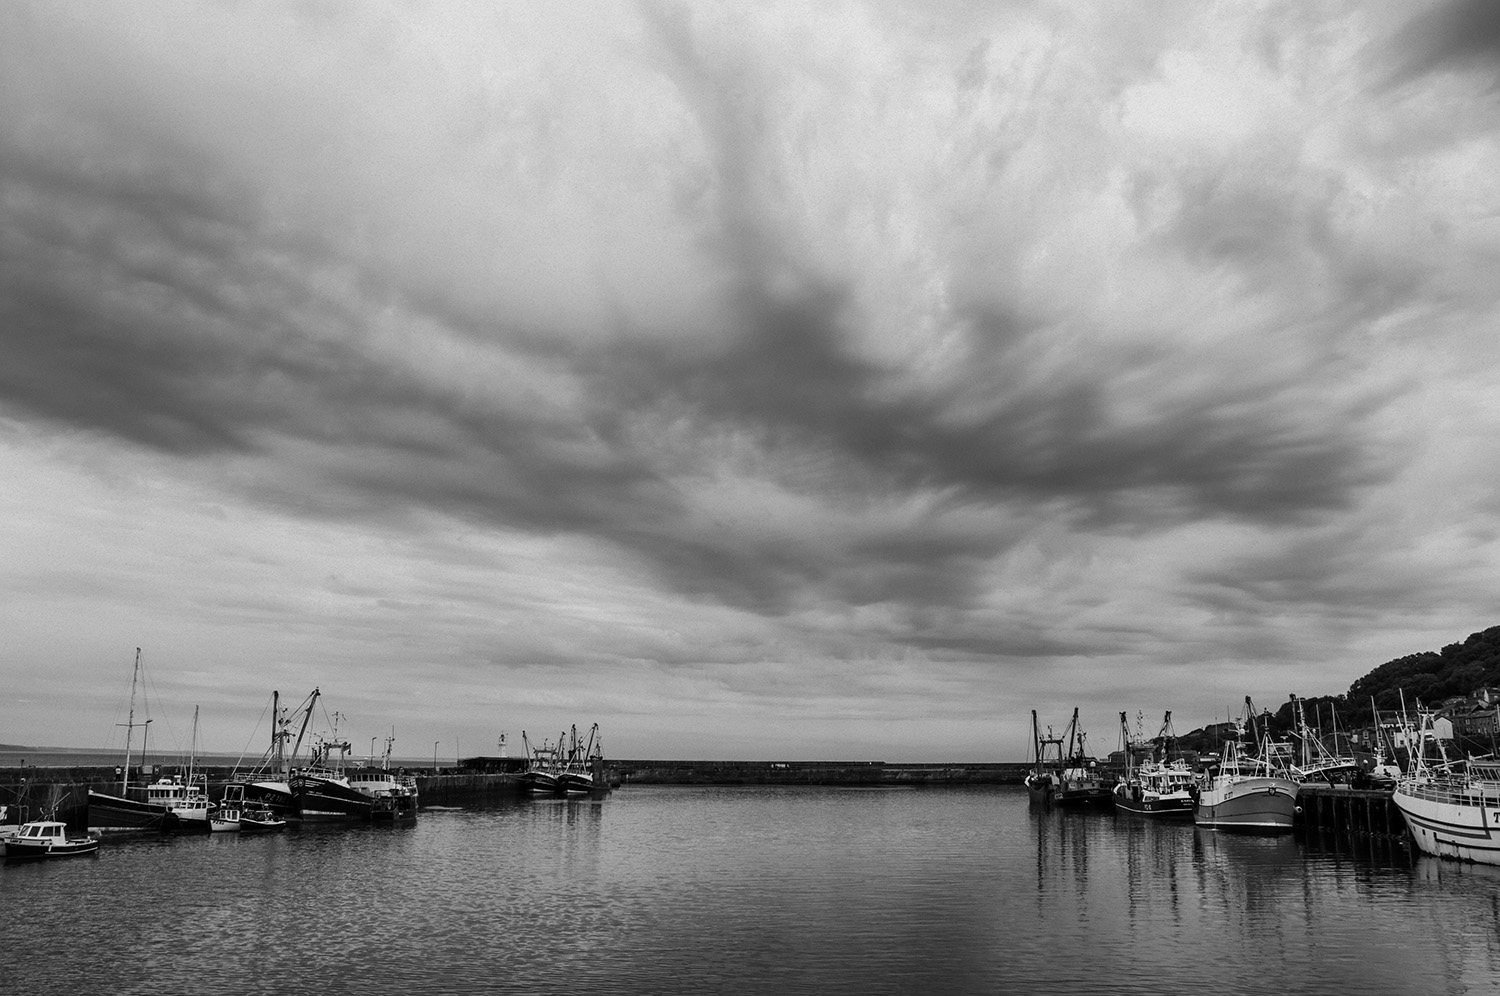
[4,785,1500,994]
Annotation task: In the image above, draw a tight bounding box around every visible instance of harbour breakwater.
[0,759,1037,825]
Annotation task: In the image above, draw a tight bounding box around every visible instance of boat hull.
[239,809,287,833]
[1055,780,1115,808]
[291,774,375,822]
[1393,783,1500,865]
[4,837,100,859]
[87,790,169,832]
[557,773,595,794]
[228,780,295,819]
[1194,777,1299,832]
[1024,773,1055,805]
[1113,787,1195,820]
[519,771,561,795]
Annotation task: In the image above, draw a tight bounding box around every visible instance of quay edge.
[1,760,1036,827]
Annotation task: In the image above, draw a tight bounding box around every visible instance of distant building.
[1451,702,1500,742]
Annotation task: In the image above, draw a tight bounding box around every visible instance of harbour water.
[4,784,1499,995]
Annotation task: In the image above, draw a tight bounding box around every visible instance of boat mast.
[271,690,282,776]
[288,688,320,770]
[1119,712,1132,782]
[117,647,152,794]
[189,705,200,785]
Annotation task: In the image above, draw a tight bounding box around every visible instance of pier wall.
[0,759,1037,827]
[611,760,1033,785]
[1294,785,1411,841]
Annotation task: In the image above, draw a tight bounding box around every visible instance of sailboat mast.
[120,647,142,794]
[189,705,200,783]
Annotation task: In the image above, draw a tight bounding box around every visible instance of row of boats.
[517,725,606,796]
[1026,696,1500,868]
[4,650,609,858]
[1024,698,1386,832]
[83,673,421,836]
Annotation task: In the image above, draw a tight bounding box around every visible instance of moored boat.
[87,650,212,833]
[1024,711,1065,805]
[222,689,319,820]
[1193,699,1299,833]
[239,806,288,833]
[1113,711,1196,820]
[346,735,419,819]
[1287,694,1361,786]
[3,820,101,860]
[519,731,563,795]
[556,724,604,795]
[1392,708,1500,864]
[291,736,375,822]
[1051,709,1114,807]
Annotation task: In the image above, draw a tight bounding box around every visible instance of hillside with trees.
[1175,623,1500,755]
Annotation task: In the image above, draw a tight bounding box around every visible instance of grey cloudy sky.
[3,1,1498,761]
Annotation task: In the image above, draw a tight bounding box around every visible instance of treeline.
[1175,623,1500,754]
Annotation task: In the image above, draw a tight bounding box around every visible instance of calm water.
[4,785,1499,995]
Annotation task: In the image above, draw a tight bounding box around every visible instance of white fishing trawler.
[1392,708,1500,864]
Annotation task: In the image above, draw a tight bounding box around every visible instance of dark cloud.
[1388,0,1500,87]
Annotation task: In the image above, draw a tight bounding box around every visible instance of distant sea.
[0,746,433,769]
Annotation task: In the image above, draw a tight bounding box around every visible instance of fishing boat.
[519,731,563,795]
[221,689,319,819]
[87,650,212,833]
[1112,711,1195,820]
[556,724,604,794]
[1286,694,1361,785]
[291,733,375,822]
[3,819,101,859]
[219,784,287,833]
[1024,711,1065,804]
[1193,698,1300,833]
[209,799,241,833]
[1392,707,1500,864]
[1052,709,1114,807]
[346,734,419,819]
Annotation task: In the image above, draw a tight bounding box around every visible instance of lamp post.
[433,741,440,772]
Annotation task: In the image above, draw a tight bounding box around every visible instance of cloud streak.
[3,1,1499,758]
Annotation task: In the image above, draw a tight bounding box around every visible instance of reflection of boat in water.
[1193,698,1299,833]
[1113,711,1195,820]
[1392,707,1500,865]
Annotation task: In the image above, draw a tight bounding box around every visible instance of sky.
[2,1,1499,763]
